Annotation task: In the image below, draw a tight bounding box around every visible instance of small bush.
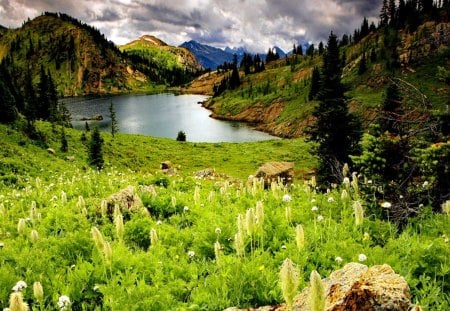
[176,131,186,142]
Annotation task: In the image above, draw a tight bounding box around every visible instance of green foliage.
[176,130,187,142]
[88,127,104,169]
[109,101,118,138]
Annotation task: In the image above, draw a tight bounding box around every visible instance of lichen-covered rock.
[224,263,412,311]
[106,185,143,215]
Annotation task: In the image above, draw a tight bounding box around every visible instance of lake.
[64,94,278,143]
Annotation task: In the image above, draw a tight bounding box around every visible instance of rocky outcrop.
[255,162,294,187]
[105,186,143,215]
[225,263,412,311]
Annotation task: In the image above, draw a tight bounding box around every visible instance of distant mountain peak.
[139,35,167,46]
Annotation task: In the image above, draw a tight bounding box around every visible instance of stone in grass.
[105,186,144,216]
[224,263,412,311]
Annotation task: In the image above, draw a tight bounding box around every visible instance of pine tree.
[109,101,118,138]
[37,65,50,120]
[318,42,324,56]
[388,0,397,25]
[88,127,104,169]
[308,67,320,100]
[60,126,68,152]
[380,0,389,26]
[23,70,37,126]
[0,79,18,123]
[308,32,362,184]
[358,53,367,75]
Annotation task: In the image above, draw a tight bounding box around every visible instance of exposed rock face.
[255,162,294,188]
[106,186,143,215]
[225,263,412,311]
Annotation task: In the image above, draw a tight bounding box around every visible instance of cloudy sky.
[0,0,381,53]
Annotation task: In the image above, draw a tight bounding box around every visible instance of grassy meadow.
[0,122,448,310]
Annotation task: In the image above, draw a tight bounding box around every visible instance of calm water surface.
[64,94,278,142]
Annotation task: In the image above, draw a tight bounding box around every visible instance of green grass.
[0,122,448,310]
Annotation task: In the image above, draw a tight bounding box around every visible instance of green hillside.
[200,21,449,138]
[0,122,448,310]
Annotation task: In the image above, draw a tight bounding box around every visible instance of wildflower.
[353,201,364,226]
[235,231,245,257]
[311,206,318,212]
[33,282,43,302]
[309,270,325,311]
[285,205,292,223]
[295,225,304,251]
[70,265,75,269]
[363,232,370,241]
[57,295,71,311]
[327,197,334,203]
[103,241,112,263]
[311,198,316,203]
[422,181,429,188]
[214,241,221,263]
[215,227,222,235]
[150,228,158,247]
[93,285,100,291]
[237,214,245,236]
[245,208,255,236]
[9,292,28,311]
[91,227,105,253]
[255,201,264,229]
[156,220,162,225]
[280,258,299,311]
[183,206,189,212]
[317,215,324,222]
[17,218,26,236]
[12,281,27,292]
[343,177,350,185]
[381,201,392,208]
[442,234,448,243]
[335,256,343,263]
[281,245,287,249]
[358,253,367,262]
[187,250,195,258]
[282,194,292,202]
[61,191,67,205]
[310,176,316,188]
[341,189,348,201]
[30,230,39,244]
[342,163,349,177]
[115,213,124,241]
[0,242,3,248]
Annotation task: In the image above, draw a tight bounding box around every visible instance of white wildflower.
[282,194,292,203]
[381,201,392,208]
[422,181,429,188]
[187,250,195,258]
[343,177,350,184]
[358,253,367,262]
[327,197,334,203]
[156,220,162,225]
[311,206,318,212]
[317,215,324,222]
[281,245,287,249]
[12,280,27,292]
[57,295,71,310]
[215,228,222,235]
[183,206,189,212]
[0,242,3,248]
[335,256,343,263]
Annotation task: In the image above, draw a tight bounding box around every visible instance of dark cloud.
[0,0,383,52]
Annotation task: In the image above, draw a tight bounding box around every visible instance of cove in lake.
[64,94,278,143]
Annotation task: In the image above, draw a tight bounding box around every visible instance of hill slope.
[189,21,449,138]
[180,40,235,70]
[120,35,203,73]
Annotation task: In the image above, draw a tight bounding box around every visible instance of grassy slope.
[200,23,449,137]
[0,123,448,310]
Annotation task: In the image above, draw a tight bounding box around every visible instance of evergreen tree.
[296,44,303,55]
[37,65,50,120]
[176,131,186,141]
[308,67,320,100]
[109,101,118,138]
[370,48,377,62]
[308,32,362,184]
[358,53,367,75]
[60,126,68,152]
[378,82,403,134]
[380,0,389,26]
[306,44,315,57]
[47,71,58,123]
[88,127,104,169]
[0,79,18,123]
[85,121,90,132]
[229,55,241,89]
[23,70,37,126]
[318,41,324,56]
[388,0,397,25]
[361,17,369,37]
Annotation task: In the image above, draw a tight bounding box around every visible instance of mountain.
[180,40,234,70]
[0,13,151,96]
[120,35,203,73]
[190,19,449,138]
[273,46,286,58]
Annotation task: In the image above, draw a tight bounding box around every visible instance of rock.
[255,162,294,188]
[161,161,177,176]
[105,186,143,215]
[65,156,75,161]
[225,263,412,311]
[47,148,56,155]
[194,168,216,179]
